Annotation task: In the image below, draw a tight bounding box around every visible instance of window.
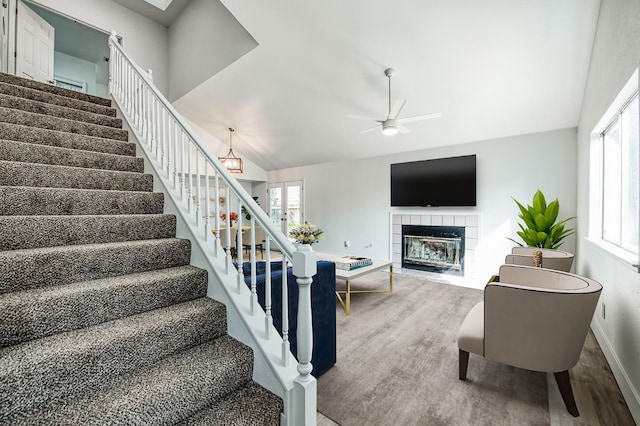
[590,69,640,261]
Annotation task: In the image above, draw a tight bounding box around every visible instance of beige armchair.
[505,247,574,272]
[457,264,602,417]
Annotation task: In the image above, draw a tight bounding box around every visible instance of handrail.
[108,30,316,425]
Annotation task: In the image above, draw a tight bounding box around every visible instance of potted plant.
[508,189,575,249]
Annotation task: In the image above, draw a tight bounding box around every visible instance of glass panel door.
[268,181,304,235]
[268,184,282,228]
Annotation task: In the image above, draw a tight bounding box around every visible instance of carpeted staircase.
[0,72,283,425]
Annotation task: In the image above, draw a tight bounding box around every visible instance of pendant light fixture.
[218,127,243,173]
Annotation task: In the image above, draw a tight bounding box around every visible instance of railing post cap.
[110,29,117,37]
[293,244,317,278]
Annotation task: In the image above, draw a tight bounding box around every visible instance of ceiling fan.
[348,68,441,136]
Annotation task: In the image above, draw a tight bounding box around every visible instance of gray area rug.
[318,272,550,426]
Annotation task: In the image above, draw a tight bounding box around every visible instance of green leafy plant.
[508,189,575,249]
[241,196,260,221]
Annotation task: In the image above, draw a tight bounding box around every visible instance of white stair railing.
[108,31,317,426]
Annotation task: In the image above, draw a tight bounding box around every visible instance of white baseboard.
[591,320,640,424]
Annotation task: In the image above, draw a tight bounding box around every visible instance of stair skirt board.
[0,72,282,425]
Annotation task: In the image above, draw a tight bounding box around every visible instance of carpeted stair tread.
[178,382,283,426]
[0,186,164,216]
[0,107,128,141]
[0,298,229,421]
[0,238,192,294]
[0,93,122,128]
[0,160,153,192]
[0,70,276,425]
[0,139,143,173]
[0,265,208,347]
[0,214,176,250]
[0,72,111,107]
[0,81,116,117]
[6,336,255,425]
[0,122,135,156]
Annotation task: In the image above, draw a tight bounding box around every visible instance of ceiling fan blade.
[388,99,406,119]
[347,114,379,122]
[398,124,412,134]
[360,124,382,134]
[397,112,442,124]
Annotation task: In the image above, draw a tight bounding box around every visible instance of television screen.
[390,155,476,207]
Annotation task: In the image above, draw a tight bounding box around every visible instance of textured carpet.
[0,71,283,424]
[317,272,550,426]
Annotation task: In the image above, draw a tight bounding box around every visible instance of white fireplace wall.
[267,128,577,281]
[391,214,479,279]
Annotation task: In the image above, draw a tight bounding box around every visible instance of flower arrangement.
[289,222,324,244]
[220,211,238,224]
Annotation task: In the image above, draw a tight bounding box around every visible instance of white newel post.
[292,244,317,426]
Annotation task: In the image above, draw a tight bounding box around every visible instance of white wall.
[576,0,640,420]
[28,0,170,95]
[54,52,97,95]
[167,0,257,101]
[268,127,578,282]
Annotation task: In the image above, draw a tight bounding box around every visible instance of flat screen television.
[390,154,476,207]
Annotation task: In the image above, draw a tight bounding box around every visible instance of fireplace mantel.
[391,214,479,278]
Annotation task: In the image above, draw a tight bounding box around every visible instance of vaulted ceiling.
[128,0,602,171]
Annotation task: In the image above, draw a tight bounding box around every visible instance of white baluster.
[173,120,178,188]
[179,131,185,201]
[195,149,201,226]
[204,164,211,241]
[281,256,289,366]
[187,140,192,214]
[264,237,272,338]
[236,200,244,293]
[214,172,220,257]
[225,199,232,273]
[166,118,173,180]
[250,217,258,315]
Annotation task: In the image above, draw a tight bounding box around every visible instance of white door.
[268,181,304,235]
[1,0,8,73]
[16,1,54,82]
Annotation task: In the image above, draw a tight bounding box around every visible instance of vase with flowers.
[220,211,238,225]
[289,222,325,245]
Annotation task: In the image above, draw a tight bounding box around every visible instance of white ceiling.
[135,0,602,171]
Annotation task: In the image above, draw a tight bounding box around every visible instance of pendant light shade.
[218,127,243,173]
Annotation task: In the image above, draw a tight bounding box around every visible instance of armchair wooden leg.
[459,349,469,381]
[554,370,579,417]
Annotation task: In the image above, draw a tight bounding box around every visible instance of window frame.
[589,68,640,266]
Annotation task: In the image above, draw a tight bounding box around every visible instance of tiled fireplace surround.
[391,214,479,279]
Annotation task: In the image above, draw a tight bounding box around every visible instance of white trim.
[591,320,640,424]
[585,237,637,270]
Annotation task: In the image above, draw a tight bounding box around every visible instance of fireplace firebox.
[402,225,465,276]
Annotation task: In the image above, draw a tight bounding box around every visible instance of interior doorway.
[5,0,110,96]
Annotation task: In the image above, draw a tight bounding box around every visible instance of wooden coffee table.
[315,252,393,316]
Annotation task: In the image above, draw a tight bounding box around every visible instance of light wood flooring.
[316,324,635,426]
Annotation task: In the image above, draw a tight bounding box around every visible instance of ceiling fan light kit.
[348,67,442,136]
[382,119,398,135]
